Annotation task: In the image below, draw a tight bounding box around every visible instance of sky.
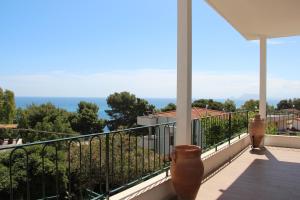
[0,0,299,99]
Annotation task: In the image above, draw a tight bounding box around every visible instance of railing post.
[105,134,110,200]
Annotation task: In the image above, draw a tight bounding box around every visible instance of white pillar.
[176,0,192,145]
[259,37,267,119]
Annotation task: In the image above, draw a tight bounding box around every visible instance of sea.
[15,97,177,119]
[15,97,279,119]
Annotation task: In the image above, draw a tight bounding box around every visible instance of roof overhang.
[206,0,300,40]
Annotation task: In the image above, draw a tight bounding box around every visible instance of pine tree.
[2,90,16,124]
[0,87,4,123]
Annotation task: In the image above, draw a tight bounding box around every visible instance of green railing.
[192,111,249,152]
[0,123,175,200]
[0,111,249,200]
[267,110,300,136]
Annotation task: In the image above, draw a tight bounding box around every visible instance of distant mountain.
[236,93,259,100]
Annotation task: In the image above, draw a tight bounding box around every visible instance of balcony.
[0,111,249,199]
[108,111,300,200]
[2,110,300,199]
[1,0,300,199]
[109,134,300,200]
[197,145,300,200]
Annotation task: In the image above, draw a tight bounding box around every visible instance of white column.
[259,37,267,119]
[176,0,192,145]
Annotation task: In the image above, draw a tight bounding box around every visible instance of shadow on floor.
[217,148,300,200]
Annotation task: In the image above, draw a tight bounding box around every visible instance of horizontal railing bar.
[36,195,58,200]
[85,188,104,197]
[0,121,176,150]
[198,110,249,119]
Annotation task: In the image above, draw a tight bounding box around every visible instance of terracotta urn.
[249,114,266,148]
[171,145,204,200]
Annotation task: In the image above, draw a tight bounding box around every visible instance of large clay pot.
[249,114,266,148]
[171,145,204,200]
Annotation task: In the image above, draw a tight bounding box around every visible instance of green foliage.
[105,92,156,130]
[3,90,16,124]
[70,101,105,134]
[294,98,300,110]
[240,99,278,112]
[201,113,248,148]
[0,163,10,196]
[68,133,162,197]
[160,103,176,112]
[0,88,16,124]
[267,104,276,113]
[0,145,68,199]
[277,99,293,110]
[266,122,278,135]
[0,88,3,123]
[0,128,69,144]
[201,118,227,147]
[277,98,300,110]
[16,103,74,133]
[223,99,236,112]
[192,99,224,111]
[16,101,105,137]
[241,99,259,111]
[0,131,164,199]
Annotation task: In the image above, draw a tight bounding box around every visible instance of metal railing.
[0,123,175,200]
[192,111,249,152]
[0,110,250,200]
[267,110,300,136]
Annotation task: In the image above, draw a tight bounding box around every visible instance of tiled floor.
[196,146,300,200]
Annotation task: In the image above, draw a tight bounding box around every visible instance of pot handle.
[171,151,176,163]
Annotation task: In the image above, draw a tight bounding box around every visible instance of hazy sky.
[0,0,299,99]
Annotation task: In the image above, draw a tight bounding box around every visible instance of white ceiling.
[206,0,300,40]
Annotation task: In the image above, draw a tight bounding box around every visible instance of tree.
[240,99,275,114]
[200,112,248,147]
[16,103,74,133]
[69,133,162,197]
[0,146,68,199]
[105,92,155,130]
[161,103,176,112]
[15,108,29,128]
[192,99,224,111]
[0,132,163,199]
[267,104,276,113]
[277,99,293,110]
[2,90,16,124]
[0,88,3,123]
[241,99,259,111]
[70,101,105,134]
[223,99,236,112]
[292,98,300,110]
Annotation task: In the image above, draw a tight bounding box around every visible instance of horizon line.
[14,96,289,101]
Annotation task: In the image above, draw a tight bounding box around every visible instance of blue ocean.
[15,97,177,119]
[15,97,279,119]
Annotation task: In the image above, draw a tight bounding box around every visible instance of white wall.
[265,134,300,149]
